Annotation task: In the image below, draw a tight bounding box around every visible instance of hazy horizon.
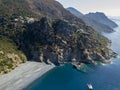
[57,0,120,16]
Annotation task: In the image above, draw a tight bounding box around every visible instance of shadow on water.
[73,63,99,74]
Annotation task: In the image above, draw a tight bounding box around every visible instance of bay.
[26,18,120,90]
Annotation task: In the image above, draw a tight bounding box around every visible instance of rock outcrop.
[20,17,112,65]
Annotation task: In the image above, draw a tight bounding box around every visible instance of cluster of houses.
[14,16,35,24]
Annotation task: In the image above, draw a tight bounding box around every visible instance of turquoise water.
[26,18,120,90]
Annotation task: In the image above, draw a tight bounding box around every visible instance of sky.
[56,0,120,16]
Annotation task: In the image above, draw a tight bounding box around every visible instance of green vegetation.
[0,0,38,18]
[0,37,27,74]
[0,0,112,73]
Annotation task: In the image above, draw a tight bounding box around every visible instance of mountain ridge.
[67,7,118,33]
[85,12,118,28]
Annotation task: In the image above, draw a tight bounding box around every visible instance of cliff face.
[19,17,110,65]
[0,0,112,68]
[67,7,118,33]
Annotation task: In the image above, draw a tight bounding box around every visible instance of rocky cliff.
[0,0,113,73]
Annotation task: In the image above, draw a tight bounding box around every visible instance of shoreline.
[0,61,55,90]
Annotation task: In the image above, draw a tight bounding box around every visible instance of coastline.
[0,61,55,90]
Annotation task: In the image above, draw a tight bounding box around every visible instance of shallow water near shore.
[26,18,120,90]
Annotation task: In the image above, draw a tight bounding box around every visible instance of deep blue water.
[26,18,120,90]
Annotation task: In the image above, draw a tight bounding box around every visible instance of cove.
[25,18,120,90]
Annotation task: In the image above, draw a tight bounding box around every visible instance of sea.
[26,18,120,90]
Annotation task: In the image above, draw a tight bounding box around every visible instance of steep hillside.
[0,0,78,19]
[20,18,111,65]
[0,0,38,18]
[26,0,71,18]
[0,0,113,72]
[0,36,27,74]
[67,7,116,33]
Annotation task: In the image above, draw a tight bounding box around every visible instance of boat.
[87,83,93,90]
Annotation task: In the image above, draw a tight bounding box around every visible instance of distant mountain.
[85,12,118,28]
[67,7,118,33]
[82,16,115,33]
